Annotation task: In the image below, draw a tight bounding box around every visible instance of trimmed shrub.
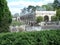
[0,30,60,45]
[51,16,58,21]
[36,16,43,23]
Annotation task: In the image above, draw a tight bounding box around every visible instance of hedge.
[0,30,60,45]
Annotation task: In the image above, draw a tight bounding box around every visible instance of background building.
[35,11,56,22]
[20,10,56,24]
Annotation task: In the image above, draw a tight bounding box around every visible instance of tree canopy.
[42,3,54,11]
[53,0,60,10]
[0,0,12,32]
[53,0,60,20]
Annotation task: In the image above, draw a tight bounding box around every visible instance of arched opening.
[44,15,49,22]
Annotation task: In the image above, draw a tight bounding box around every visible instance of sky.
[7,0,54,15]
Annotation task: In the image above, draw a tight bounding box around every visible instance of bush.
[51,16,58,21]
[11,21,23,26]
[36,16,43,23]
[0,30,60,45]
[56,9,60,20]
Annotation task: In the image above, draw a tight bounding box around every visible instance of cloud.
[9,8,21,15]
[8,1,44,7]
[43,0,54,4]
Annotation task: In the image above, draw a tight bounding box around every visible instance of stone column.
[49,16,51,21]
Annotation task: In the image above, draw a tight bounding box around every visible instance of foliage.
[11,21,23,26]
[0,30,60,45]
[36,5,46,11]
[53,0,60,20]
[0,0,12,32]
[27,5,36,12]
[13,13,19,18]
[36,16,43,23]
[53,0,60,10]
[51,16,58,21]
[56,9,60,20]
[42,3,54,11]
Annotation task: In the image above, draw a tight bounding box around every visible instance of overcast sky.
[7,0,54,15]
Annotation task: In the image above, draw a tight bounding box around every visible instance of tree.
[36,16,43,23]
[36,5,46,11]
[27,5,36,12]
[53,0,60,10]
[0,0,12,32]
[53,0,60,20]
[42,3,54,11]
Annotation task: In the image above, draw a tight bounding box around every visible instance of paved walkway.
[9,25,60,32]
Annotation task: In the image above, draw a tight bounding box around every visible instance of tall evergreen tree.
[0,0,12,32]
